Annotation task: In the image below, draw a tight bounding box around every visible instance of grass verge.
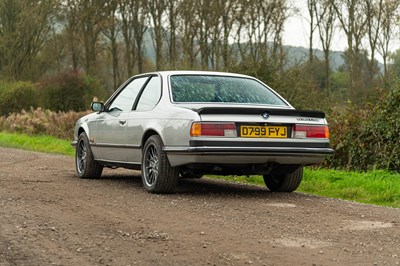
[300,168,400,208]
[0,132,74,156]
[210,168,400,208]
[1,132,399,208]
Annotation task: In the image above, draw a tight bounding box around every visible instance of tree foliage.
[0,0,290,84]
[0,0,57,80]
[0,0,398,96]
[40,71,107,112]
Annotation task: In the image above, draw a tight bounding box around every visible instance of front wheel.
[263,166,303,192]
[141,135,179,193]
[75,132,103,179]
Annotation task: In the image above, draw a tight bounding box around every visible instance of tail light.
[190,122,237,137]
[293,125,330,139]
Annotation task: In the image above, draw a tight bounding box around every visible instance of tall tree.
[61,0,80,72]
[332,0,368,92]
[0,0,57,80]
[196,0,212,69]
[78,0,109,76]
[132,0,148,73]
[119,0,135,77]
[208,0,224,70]
[314,0,336,95]
[119,0,148,75]
[364,0,383,83]
[177,0,199,68]
[221,0,237,69]
[270,0,289,71]
[102,1,121,89]
[377,0,399,85]
[234,0,288,66]
[147,0,166,70]
[307,0,318,63]
[166,0,179,68]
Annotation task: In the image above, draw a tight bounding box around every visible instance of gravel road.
[0,147,399,266]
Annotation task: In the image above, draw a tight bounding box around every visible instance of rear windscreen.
[170,75,287,106]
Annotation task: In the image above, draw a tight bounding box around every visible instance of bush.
[327,86,400,171]
[40,71,107,112]
[0,81,40,115]
[0,108,90,139]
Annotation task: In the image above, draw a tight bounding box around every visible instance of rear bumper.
[164,146,334,167]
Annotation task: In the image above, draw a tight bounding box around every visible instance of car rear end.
[166,105,332,167]
[165,72,333,168]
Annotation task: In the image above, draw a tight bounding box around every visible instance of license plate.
[240,125,288,138]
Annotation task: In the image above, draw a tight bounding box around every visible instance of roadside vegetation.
[0,132,74,156]
[211,169,400,208]
[2,85,400,171]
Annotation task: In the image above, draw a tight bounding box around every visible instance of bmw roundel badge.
[262,112,270,119]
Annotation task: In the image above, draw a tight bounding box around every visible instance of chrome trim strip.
[90,143,141,149]
[189,140,330,148]
[164,146,334,155]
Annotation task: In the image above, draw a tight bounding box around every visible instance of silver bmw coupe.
[72,71,334,193]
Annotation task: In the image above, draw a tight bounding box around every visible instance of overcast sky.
[282,1,347,52]
[282,1,399,61]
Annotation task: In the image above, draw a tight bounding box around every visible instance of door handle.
[119,120,126,125]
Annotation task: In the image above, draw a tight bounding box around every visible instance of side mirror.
[91,102,104,112]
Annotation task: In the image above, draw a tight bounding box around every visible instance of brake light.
[293,125,330,139]
[190,123,237,137]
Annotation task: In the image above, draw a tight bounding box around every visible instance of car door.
[95,76,149,162]
[125,75,162,164]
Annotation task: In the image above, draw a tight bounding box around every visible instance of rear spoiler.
[193,107,325,118]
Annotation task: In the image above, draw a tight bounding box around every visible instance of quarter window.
[109,77,148,112]
[136,76,161,111]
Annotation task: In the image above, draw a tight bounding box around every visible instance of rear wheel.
[263,166,303,192]
[76,132,103,179]
[141,135,179,193]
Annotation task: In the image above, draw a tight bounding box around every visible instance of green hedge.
[0,72,107,115]
[40,71,107,112]
[328,86,400,171]
[0,81,40,116]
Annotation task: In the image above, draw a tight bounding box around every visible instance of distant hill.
[141,31,350,71]
[284,45,346,71]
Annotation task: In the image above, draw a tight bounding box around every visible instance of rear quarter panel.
[136,105,200,147]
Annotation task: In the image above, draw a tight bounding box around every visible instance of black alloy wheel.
[75,132,103,179]
[141,135,179,193]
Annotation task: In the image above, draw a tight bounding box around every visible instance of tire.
[263,166,303,192]
[75,132,103,179]
[141,135,179,193]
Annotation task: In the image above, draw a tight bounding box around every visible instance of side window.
[109,77,148,112]
[136,76,161,111]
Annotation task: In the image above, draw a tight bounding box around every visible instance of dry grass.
[0,108,90,140]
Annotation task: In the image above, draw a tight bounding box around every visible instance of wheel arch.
[141,129,162,149]
[77,123,90,139]
[78,127,85,136]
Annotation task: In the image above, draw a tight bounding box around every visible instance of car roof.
[148,70,253,79]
